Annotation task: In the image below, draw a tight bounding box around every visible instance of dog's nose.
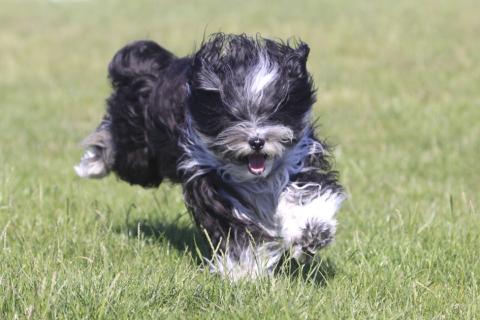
[248,137,265,151]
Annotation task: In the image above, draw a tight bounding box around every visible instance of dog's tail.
[75,41,175,182]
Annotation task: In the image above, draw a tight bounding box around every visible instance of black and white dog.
[75,33,344,280]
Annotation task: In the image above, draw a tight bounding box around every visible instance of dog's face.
[188,34,315,180]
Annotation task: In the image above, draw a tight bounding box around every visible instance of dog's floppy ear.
[285,42,310,78]
[188,53,225,136]
[278,42,315,116]
[190,51,222,92]
[192,33,225,72]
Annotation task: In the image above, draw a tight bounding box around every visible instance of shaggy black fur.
[106,41,189,186]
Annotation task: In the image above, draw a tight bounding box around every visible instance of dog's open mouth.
[247,154,267,175]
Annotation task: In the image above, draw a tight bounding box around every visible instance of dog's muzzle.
[246,137,267,175]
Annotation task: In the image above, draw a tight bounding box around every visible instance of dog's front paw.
[277,187,343,263]
[300,219,336,253]
[290,219,336,263]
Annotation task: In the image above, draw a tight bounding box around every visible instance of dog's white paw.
[277,185,344,261]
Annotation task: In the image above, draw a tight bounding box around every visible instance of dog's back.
[75,41,191,187]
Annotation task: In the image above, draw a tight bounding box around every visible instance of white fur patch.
[74,147,109,179]
[75,124,114,179]
[250,64,277,94]
[245,54,278,104]
[277,184,344,246]
[207,242,284,281]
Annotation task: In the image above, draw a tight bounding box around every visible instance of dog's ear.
[285,43,310,78]
[192,49,207,70]
[277,42,315,117]
[192,33,226,71]
[187,56,225,136]
[190,52,222,92]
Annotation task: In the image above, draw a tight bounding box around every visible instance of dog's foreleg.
[182,171,285,280]
[207,241,284,281]
[277,182,344,263]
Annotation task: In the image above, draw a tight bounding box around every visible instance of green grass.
[1,0,479,318]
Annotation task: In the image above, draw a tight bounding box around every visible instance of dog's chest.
[223,172,290,234]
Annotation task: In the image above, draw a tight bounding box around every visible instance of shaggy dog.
[75,33,344,280]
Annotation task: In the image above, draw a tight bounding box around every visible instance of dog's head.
[187,34,315,180]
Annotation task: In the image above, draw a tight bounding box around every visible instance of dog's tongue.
[248,154,266,175]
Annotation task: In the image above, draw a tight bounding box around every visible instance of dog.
[75,33,345,280]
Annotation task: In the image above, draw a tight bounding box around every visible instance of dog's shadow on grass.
[116,219,337,285]
[115,218,210,262]
[276,256,337,286]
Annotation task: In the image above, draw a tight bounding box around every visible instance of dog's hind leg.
[74,117,114,179]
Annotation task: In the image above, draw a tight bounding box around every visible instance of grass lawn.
[1,0,479,318]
